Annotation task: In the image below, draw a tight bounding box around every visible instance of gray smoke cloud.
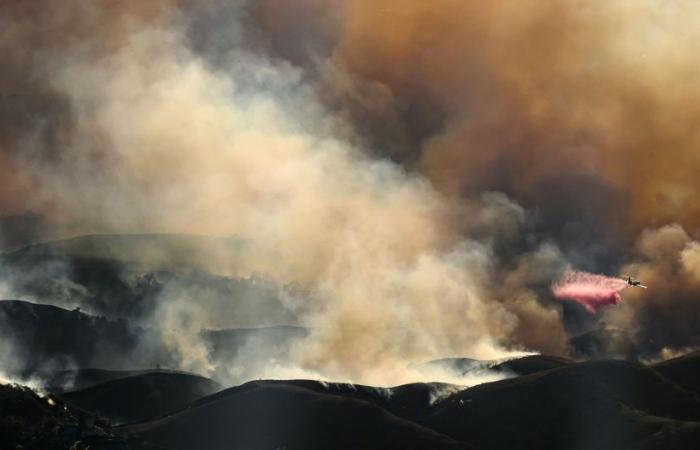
[0,1,553,386]
[2,0,699,386]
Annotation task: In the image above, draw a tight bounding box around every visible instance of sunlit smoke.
[3,0,700,378]
[552,269,628,313]
[0,2,540,386]
[0,371,48,397]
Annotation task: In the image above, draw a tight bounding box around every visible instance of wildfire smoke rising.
[1,0,700,382]
[0,1,544,386]
[319,0,700,236]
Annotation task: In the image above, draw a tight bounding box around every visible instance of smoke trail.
[552,269,628,314]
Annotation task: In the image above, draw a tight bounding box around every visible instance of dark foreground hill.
[651,350,700,393]
[59,372,222,424]
[3,353,700,449]
[119,381,469,450]
[113,356,700,450]
[0,382,158,450]
[3,300,699,450]
[425,359,700,450]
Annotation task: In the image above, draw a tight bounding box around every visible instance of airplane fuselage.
[625,276,647,289]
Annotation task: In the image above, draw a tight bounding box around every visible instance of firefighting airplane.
[623,276,647,289]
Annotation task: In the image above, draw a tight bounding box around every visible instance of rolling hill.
[59,372,222,424]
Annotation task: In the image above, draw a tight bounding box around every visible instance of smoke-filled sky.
[2,0,700,383]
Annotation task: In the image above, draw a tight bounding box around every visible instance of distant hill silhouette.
[2,233,246,270]
[418,354,571,377]
[0,300,172,378]
[652,350,700,393]
[59,372,222,424]
[0,234,295,324]
[490,354,572,375]
[0,300,305,383]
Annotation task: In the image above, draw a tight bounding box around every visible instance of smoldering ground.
[1,1,700,385]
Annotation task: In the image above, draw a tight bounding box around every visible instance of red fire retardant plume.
[551,269,628,313]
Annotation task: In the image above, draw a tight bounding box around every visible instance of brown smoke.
[2,0,700,379]
[605,224,700,356]
[0,0,553,385]
[310,0,700,237]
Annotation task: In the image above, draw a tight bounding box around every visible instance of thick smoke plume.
[308,0,700,239]
[1,0,700,382]
[604,224,700,357]
[0,1,541,386]
[551,269,628,314]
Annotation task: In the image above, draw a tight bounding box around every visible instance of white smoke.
[5,2,555,386]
